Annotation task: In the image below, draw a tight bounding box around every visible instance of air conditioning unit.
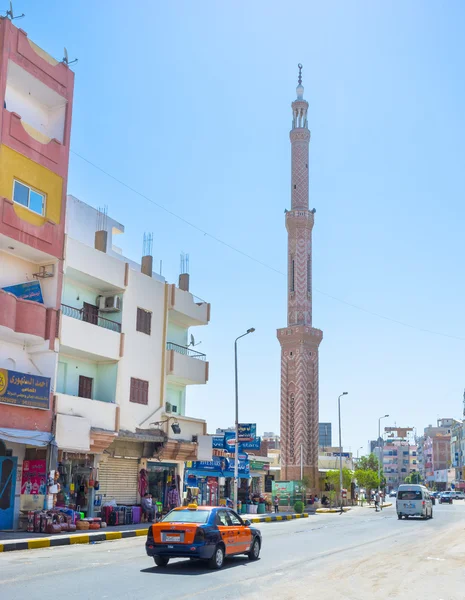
[171,405,178,413]
[99,295,121,312]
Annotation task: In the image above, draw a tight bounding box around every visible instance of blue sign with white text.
[0,368,50,410]
[2,281,43,304]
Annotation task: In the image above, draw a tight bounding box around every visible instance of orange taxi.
[145,504,262,569]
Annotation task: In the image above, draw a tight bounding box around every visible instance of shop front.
[146,461,180,511]
[184,455,250,506]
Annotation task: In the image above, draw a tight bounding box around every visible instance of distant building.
[382,427,418,492]
[319,423,332,448]
[419,419,458,490]
[262,432,280,450]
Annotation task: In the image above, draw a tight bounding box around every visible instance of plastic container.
[257,503,266,514]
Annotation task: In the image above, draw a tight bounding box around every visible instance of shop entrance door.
[0,456,17,529]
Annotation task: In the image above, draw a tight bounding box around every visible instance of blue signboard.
[332,452,350,458]
[2,281,44,304]
[221,432,260,453]
[238,423,256,442]
[242,437,261,451]
[212,435,225,449]
[0,369,50,410]
[189,456,249,475]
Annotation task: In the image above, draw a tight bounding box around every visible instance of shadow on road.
[141,556,258,576]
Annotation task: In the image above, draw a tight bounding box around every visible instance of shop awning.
[0,427,53,447]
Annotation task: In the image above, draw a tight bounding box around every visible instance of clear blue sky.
[19,1,465,453]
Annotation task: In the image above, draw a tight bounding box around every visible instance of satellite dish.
[62,46,78,66]
[190,334,195,347]
[6,2,25,20]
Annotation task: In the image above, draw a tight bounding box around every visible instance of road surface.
[2,503,464,599]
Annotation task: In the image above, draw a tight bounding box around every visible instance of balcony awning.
[0,427,53,447]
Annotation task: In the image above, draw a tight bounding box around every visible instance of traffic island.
[315,507,351,514]
[249,512,309,523]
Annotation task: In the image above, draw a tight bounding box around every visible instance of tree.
[358,453,380,472]
[325,469,353,506]
[404,472,422,484]
[354,468,380,493]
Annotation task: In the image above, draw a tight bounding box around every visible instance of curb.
[250,512,309,523]
[0,528,149,553]
[367,502,393,509]
[315,507,350,514]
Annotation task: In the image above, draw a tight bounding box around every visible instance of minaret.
[277,65,323,485]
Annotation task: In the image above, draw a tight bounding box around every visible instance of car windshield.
[397,491,422,500]
[161,510,211,524]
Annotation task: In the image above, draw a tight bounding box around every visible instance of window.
[136,307,152,335]
[162,510,210,524]
[130,377,149,405]
[216,510,230,527]
[290,258,295,292]
[78,376,93,399]
[227,511,243,526]
[13,180,45,216]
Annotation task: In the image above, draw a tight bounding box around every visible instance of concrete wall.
[55,393,117,432]
[60,314,121,361]
[117,269,166,431]
[166,383,186,416]
[167,322,188,346]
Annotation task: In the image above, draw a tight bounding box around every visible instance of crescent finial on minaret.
[298,63,303,86]
[296,63,304,100]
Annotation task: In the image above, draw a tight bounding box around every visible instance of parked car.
[439,492,454,504]
[146,505,262,569]
[456,491,465,500]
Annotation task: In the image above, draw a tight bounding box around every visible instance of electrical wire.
[70,149,465,343]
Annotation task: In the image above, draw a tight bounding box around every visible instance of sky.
[15,1,465,454]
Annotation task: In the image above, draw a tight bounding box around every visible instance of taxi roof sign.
[187,503,198,510]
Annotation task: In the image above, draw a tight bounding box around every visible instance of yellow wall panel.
[0,145,63,226]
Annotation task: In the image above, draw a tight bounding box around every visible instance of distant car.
[451,491,465,500]
[389,491,397,498]
[439,492,453,504]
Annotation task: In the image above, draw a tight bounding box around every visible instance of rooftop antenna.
[143,232,153,257]
[5,2,24,20]
[62,47,78,66]
[96,205,108,232]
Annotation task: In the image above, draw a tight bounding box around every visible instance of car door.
[227,509,252,553]
[216,509,236,555]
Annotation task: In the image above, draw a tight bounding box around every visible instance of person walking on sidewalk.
[374,491,381,512]
[274,494,280,513]
[167,484,180,511]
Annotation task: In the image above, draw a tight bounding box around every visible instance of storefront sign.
[212,435,225,449]
[242,436,261,450]
[21,460,47,495]
[2,280,44,303]
[188,456,249,475]
[0,369,50,410]
[332,452,350,458]
[250,460,269,471]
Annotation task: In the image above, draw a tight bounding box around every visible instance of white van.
[396,484,433,520]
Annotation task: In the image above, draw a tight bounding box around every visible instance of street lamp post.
[233,328,255,513]
[338,392,348,513]
[378,414,389,495]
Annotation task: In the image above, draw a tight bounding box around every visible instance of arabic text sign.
[0,369,50,410]
[238,423,256,442]
[2,281,44,303]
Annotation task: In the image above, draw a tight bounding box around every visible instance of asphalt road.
[2,503,465,600]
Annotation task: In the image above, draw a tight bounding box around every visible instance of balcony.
[166,342,209,386]
[60,309,121,362]
[0,288,57,343]
[55,393,117,432]
[160,413,207,442]
[65,237,126,293]
[168,284,210,327]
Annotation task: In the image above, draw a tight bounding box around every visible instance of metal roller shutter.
[98,458,139,505]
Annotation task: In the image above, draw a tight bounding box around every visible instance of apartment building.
[0,19,74,529]
[422,419,456,489]
[382,427,417,491]
[54,196,211,514]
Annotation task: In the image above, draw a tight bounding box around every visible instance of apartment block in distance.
[0,18,74,529]
[54,196,211,514]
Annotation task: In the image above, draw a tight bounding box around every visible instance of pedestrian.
[274,494,280,513]
[141,493,155,522]
[167,484,180,511]
[374,491,381,512]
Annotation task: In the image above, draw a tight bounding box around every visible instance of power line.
[70,149,465,343]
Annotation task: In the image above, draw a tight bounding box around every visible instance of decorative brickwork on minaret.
[277,65,323,485]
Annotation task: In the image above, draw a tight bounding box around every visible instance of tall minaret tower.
[277,65,323,485]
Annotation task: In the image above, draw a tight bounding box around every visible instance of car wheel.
[154,556,169,567]
[398,514,402,520]
[248,537,260,561]
[404,515,409,519]
[208,545,225,569]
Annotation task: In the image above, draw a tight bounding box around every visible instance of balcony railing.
[166,341,206,361]
[61,304,121,333]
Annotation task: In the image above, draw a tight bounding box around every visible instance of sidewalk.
[0,512,309,553]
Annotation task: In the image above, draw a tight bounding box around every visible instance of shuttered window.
[136,307,152,335]
[78,376,93,399]
[130,377,149,405]
[98,458,139,505]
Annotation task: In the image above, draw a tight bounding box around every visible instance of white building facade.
[54,196,211,515]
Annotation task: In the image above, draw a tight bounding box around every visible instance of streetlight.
[356,446,363,461]
[233,327,255,512]
[338,392,348,513]
[378,414,389,494]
